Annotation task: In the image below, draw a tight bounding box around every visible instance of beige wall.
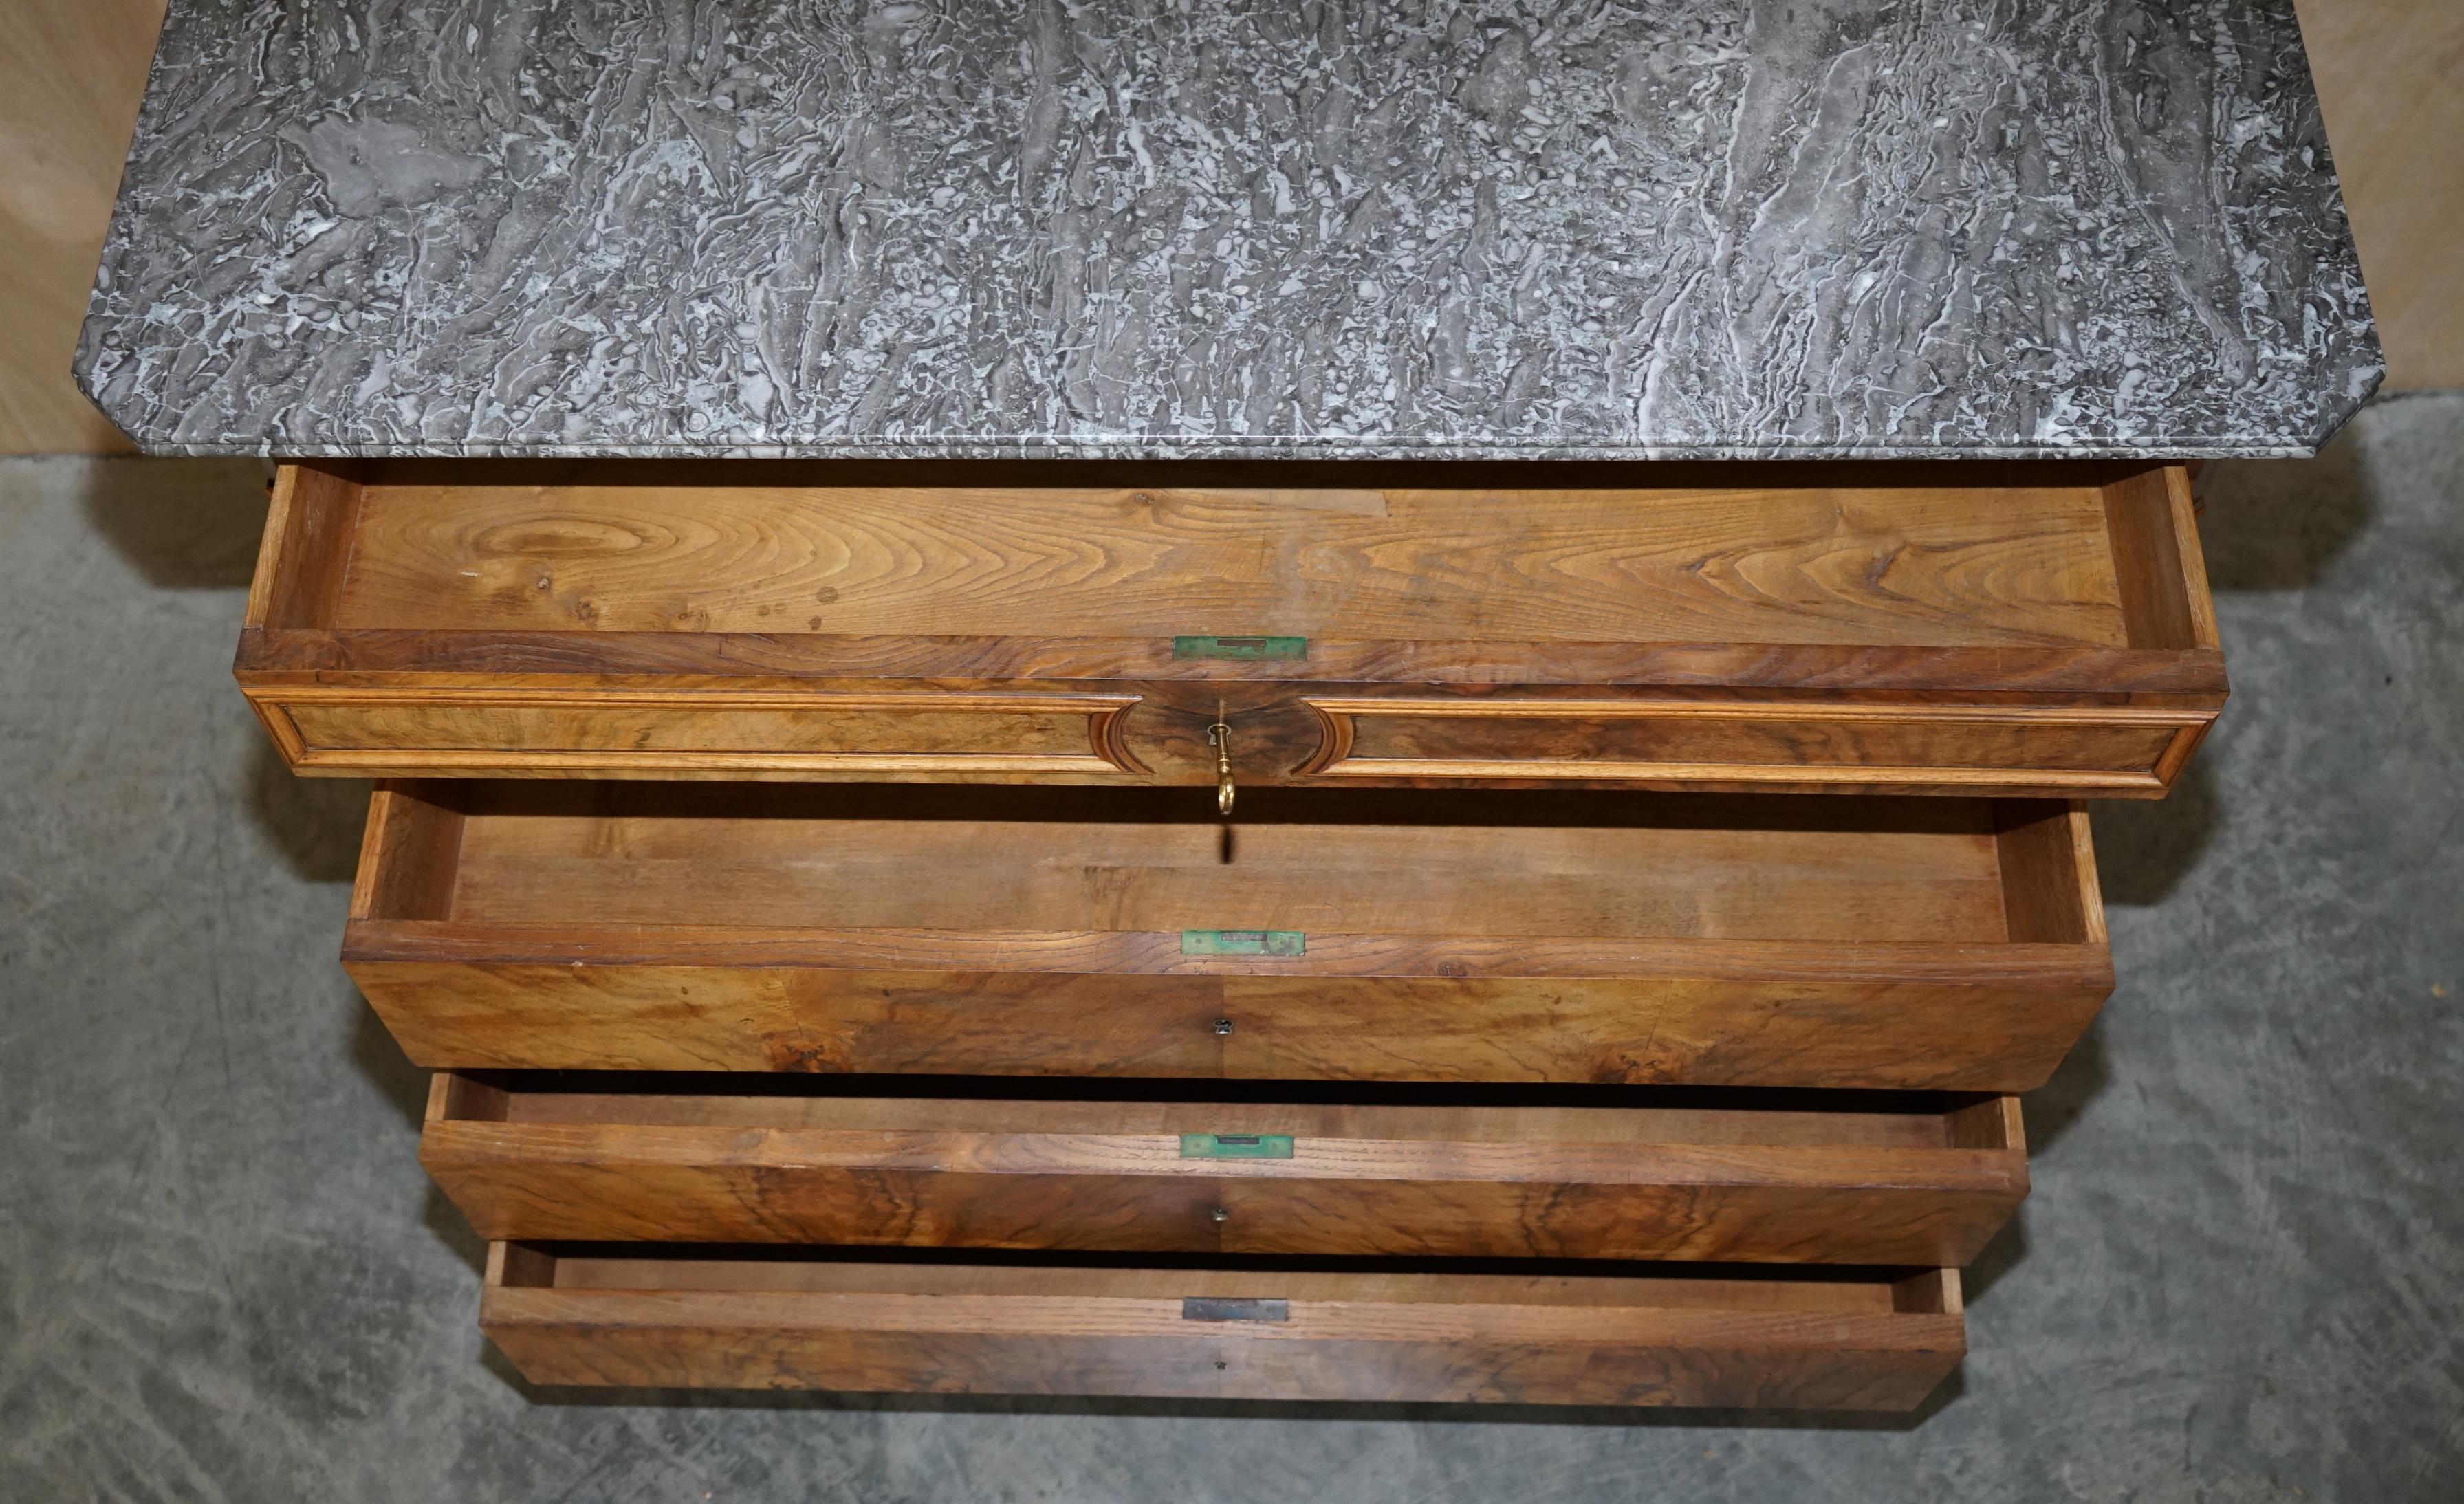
[2293,0,2464,392]
[0,0,164,455]
[0,1,2454,455]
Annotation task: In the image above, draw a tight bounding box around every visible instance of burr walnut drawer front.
[345,782,2109,1092]
[480,1245,1966,1410]
[242,459,2221,796]
[257,690,1145,779]
[424,1076,2027,1267]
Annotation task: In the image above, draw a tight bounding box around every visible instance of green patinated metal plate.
[1181,930,1305,957]
[1172,635,1307,661]
[1179,1133,1296,1160]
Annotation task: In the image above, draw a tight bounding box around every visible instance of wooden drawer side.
[242,461,364,633]
[2100,464,2221,653]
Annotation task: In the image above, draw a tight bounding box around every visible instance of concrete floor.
[3,398,2460,1502]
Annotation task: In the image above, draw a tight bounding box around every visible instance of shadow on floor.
[247,737,371,884]
[349,970,493,1276]
[2090,758,2221,910]
[72,455,270,589]
[349,998,432,1129]
[2196,422,2379,593]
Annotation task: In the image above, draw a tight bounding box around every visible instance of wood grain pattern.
[346,785,460,922]
[424,1079,2027,1265]
[351,948,2108,1090]
[1994,803,2107,946]
[242,463,365,632]
[344,783,2111,1089]
[237,461,2225,795]
[2099,464,2220,653]
[479,1250,1965,1408]
[327,473,2130,647]
[434,785,2012,941]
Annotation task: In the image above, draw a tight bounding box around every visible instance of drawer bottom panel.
[481,1246,1965,1410]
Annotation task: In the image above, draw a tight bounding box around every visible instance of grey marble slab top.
[78,0,2381,461]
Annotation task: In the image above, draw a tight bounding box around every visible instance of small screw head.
[1212,1017,1234,1036]
[1211,1206,1230,1223]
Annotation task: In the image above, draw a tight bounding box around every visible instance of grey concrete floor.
[3,398,2461,1502]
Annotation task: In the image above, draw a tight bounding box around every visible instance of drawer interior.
[435,1073,2018,1152]
[256,459,2210,652]
[356,783,2100,948]
[494,1245,1959,1313]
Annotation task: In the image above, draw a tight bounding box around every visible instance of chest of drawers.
[246,461,2210,1410]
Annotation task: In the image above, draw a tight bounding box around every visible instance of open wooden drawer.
[243,460,2221,796]
[425,1075,2026,1266]
[346,783,2110,1091]
[480,1245,1965,1408]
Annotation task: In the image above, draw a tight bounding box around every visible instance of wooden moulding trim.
[1087,699,1147,773]
[2148,719,2214,790]
[232,627,2232,698]
[342,923,2115,988]
[1301,763,2164,792]
[254,687,1146,712]
[1299,697,2216,727]
[243,690,314,767]
[282,748,1126,777]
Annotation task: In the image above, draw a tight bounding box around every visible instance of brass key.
[1207,717,1234,815]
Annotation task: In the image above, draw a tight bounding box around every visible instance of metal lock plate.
[1172,635,1307,661]
[1181,1297,1289,1322]
[1179,1133,1295,1159]
[1181,930,1305,957]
